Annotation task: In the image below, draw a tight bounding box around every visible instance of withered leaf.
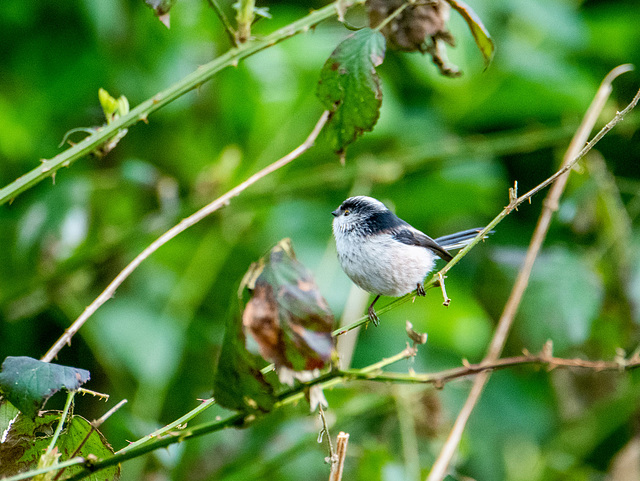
[214,239,335,413]
[241,239,335,372]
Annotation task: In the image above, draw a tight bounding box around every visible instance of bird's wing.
[391,227,453,262]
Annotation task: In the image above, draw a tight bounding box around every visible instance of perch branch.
[335,74,640,337]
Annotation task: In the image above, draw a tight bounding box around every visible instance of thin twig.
[41,111,329,362]
[343,342,640,385]
[205,0,239,47]
[93,399,128,428]
[318,406,336,466]
[372,1,410,32]
[426,64,636,481]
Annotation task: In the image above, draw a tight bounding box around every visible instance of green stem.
[1,457,86,481]
[0,0,363,206]
[115,398,215,454]
[46,390,76,454]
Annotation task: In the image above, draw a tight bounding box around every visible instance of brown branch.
[41,111,330,362]
[342,341,640,386]
[427,64,637,481]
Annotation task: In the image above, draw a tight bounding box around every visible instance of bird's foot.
[368,306,380,327]
[417,283,426,297]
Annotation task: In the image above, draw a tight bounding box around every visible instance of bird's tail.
[435,228,490,250]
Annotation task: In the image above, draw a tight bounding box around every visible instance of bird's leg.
[368,295,381,326]
[416,283,426,297]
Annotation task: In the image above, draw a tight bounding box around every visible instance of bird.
[332,195,487,325]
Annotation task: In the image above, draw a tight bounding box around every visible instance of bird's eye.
[344,209,350,216]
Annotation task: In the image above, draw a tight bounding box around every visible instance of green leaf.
[213,313,277,414]
[0,411,119,480]
[98,88,129,126]
[316,28,386,154]
[0,399,19,434]
[444,0,495,66]
[0,357,90,419]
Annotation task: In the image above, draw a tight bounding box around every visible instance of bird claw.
[416,283,426,297]
[368,306,380,326]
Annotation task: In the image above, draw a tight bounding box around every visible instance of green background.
[1,0,640,480]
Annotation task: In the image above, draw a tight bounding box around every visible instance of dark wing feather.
[435,228,492,249]
[392,228,453,262]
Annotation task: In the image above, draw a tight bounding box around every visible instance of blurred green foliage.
[1,0,640,480]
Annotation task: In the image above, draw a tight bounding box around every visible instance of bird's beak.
[331,209,340,217]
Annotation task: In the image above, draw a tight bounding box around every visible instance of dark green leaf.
[213,313,277,414]
[0,410,119,480]
[316,28,386,154]
[444,0,495,66]
[0,357,90,419]
[0,400,19,434]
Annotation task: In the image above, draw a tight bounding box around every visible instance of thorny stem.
[343,342,640,385]
[0,1,363,205]
[116,398,214,455]
[335,81,640,337]
[46,391,76,455]
[41,111,329,363]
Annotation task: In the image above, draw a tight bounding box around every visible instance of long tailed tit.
[332,196,487,325]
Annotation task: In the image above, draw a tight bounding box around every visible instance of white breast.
[334,229,437,297]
